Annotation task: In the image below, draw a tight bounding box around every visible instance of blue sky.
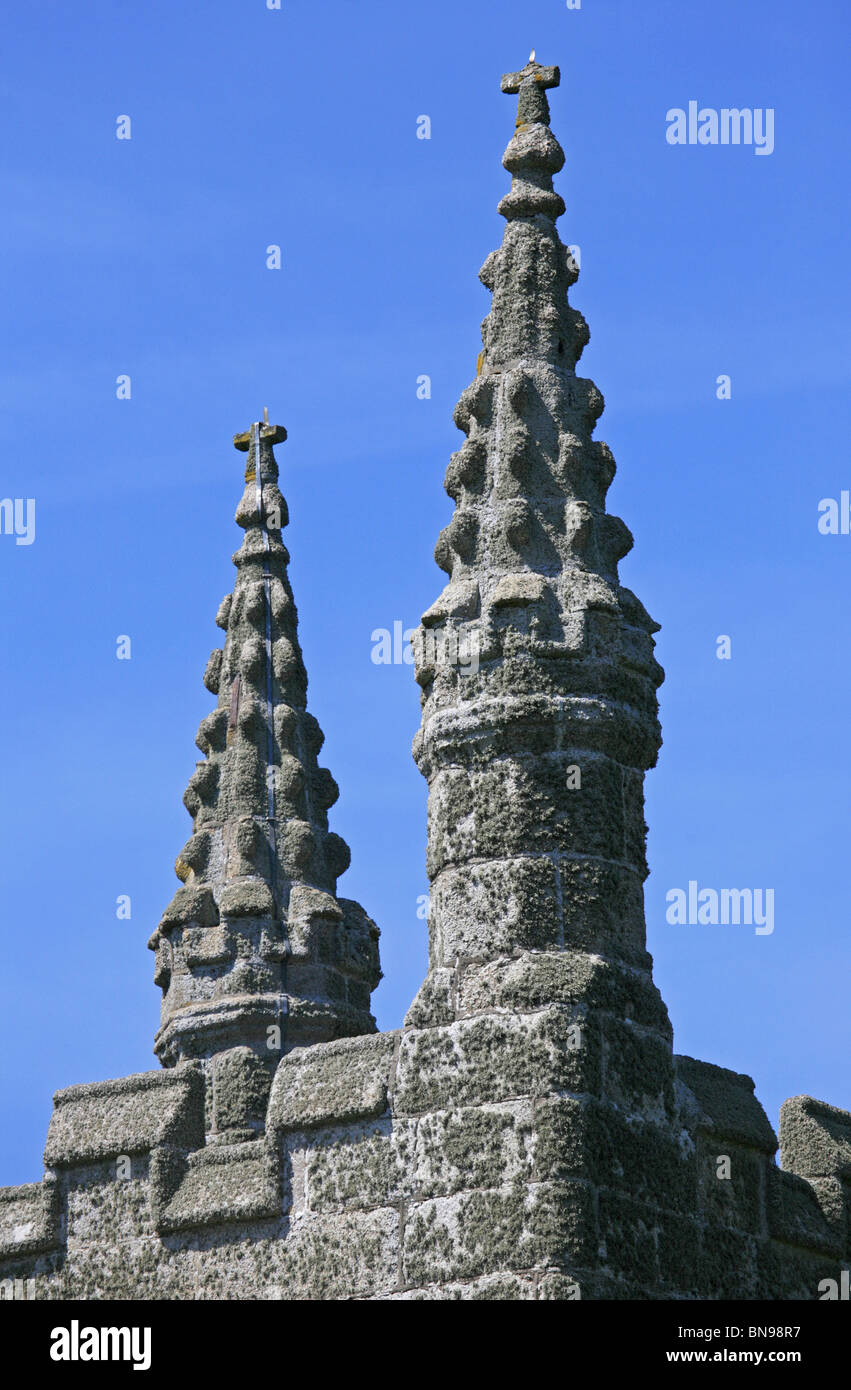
[0,0,848,1184]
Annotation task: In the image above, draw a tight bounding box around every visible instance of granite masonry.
[1,57,848,1301]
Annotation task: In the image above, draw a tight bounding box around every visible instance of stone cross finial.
[233,419,287,452]
[500,54,560,129]
[500,54,560,95]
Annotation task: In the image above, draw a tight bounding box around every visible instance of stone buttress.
[0,61,848,1301]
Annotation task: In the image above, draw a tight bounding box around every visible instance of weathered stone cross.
[500,52,560,95]
[233,411,287,453]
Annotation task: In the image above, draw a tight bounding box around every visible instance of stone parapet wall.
[1,989,848,1300]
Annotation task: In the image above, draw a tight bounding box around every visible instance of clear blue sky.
[1,0,848,1184]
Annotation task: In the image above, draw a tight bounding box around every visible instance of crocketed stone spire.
[404,56,687,1296]
[409,55,666,1033]
[148,418,380,1138]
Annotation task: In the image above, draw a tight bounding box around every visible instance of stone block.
[603,1019,675,1119]
[0,1178,60,1259]
[407,1101,535,1199]
[212,1047,273,1134]
[457,950,671,1037]
[402,1181,594,1286]
[558,858,649,965]
[302,1119,403,1213]
[695,1142,765,1236]
[767,1166,844,1257]
[695,1225,759,1300]
[44,1065,205,1167]
[268,1032,398,1133]
[66,1160,152,1244]
[755,1239,840,1301]
[206,1209,400,1301]
[675,1055,778,1154]
[61,1235,200,1301]
[155,1140,281,1234]
[426,753,627,873]
[534,1096,696,1210]
[394,1006,601,1115]
[183,924,231,966]
[403,970,455,1028]
[430,857,561,962]
[218,880,274,918]
[780,1095,851,1181]
[597,1190,659,1287]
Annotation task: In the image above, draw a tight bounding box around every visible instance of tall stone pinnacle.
[148,419,380,1138]
[408,58,667,1040]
